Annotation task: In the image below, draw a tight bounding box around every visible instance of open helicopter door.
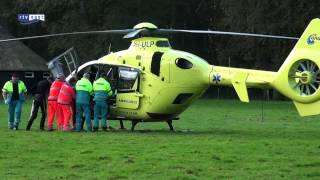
[115,67,142,109]
[47,47,79,78]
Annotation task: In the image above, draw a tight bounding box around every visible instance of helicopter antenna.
[108,43,112,54]
[228,56,231,75]
[261,89,265,122]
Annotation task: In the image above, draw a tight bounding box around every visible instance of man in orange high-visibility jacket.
[47,73,65,131]
[57,78,76,131]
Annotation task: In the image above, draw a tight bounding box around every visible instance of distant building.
[0,25,49,93]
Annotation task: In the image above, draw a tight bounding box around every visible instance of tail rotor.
[272,18,320,116]
[289,59,320,96]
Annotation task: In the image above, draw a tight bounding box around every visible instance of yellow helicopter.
[1,18,320,131]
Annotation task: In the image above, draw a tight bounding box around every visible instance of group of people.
[2,72,113,132]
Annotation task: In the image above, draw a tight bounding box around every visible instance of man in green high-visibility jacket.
[2,73,27,130]
[93,73,113,131]
[75,73,93,132]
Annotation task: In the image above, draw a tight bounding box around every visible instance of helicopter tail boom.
[209,18,320,116]
[209,66,276,102]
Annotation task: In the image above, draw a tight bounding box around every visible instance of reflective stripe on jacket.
[75,78,93,93]
[93,78,112,102]
[57,83,75,105]
[48,80,64,101]
[2,80,27,94]
[75,77,93,104]
[2,80,27,102]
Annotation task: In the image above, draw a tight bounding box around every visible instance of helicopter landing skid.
[119,120,125,129]
[166,120,175,131]
[130,119,176,131]
[131,120,141,131]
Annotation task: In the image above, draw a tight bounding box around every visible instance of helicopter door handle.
[134,92,144,98]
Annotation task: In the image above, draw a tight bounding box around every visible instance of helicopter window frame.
[151,52,164,76]
[77,64,99,83]
[77,64,140,93]
[175,58,193,69]
[117,67,140,93]
[156,40,171,48]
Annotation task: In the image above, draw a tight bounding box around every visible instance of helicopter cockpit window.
[175,58,193,69]
[118,67,139,92]
[156,40,171,47]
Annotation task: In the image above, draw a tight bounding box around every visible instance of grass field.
[0,99,320,179]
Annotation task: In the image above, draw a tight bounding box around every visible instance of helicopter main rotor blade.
[123,29,146,39]
[0,29,134,42]
[158,29,299,40]
[0,26,299,42]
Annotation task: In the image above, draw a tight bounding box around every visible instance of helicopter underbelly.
[108,85,209,121]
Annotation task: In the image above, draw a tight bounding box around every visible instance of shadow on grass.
[105,128,320,140]
[3,127,320,140]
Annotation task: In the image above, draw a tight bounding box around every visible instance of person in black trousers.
[26,76,54,130]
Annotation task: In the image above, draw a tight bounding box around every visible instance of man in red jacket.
[47,73,65,131]
[57,78,76,131]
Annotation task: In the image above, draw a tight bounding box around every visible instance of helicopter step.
[130,118,179,131]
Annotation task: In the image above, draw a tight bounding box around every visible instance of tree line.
[0,0,319,71]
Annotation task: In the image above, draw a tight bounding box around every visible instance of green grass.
[1,99,320,179]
